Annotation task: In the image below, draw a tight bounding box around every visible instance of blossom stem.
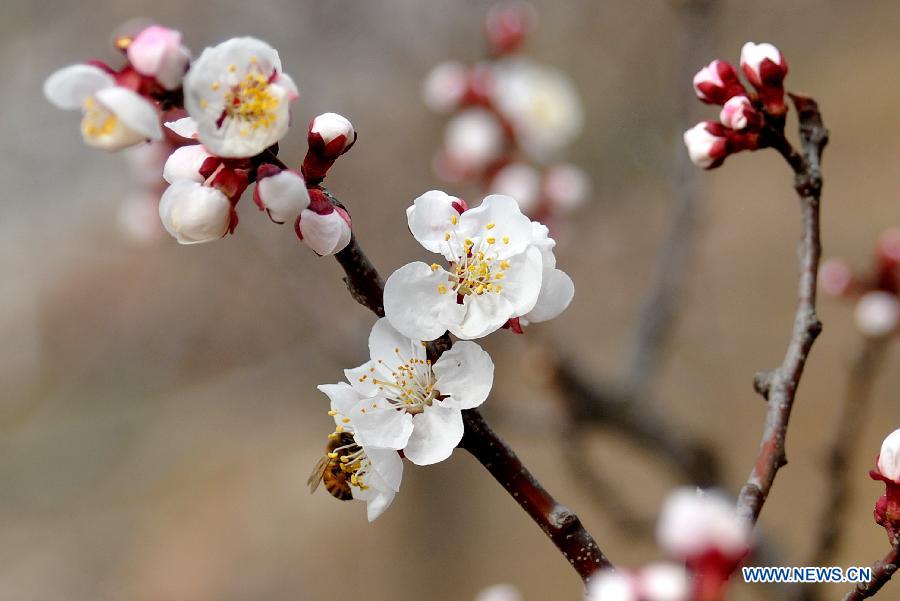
[324,190,611,581]
[736,93,828,524]
[842,540,900,601]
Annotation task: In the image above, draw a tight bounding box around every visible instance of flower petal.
[163,144,212,183]
[349,399,413,450]
[384,262,465,341]
[256,170,310,223]
[368,317,425,367]
[524,267,574,323]
[365,446,403,492]
[403,405,464,466]
[406,190,462,256]
[352,478,396,522]
[44,64,114,110]
[433,341,494,409]
[458,194,534,259]
[344,361,381,397]
[498,245,543,316]
[317,382,365,422]
[95,86,163,140]
[297,208,351,256]
[452,292,514,340]
[165,117,199,139]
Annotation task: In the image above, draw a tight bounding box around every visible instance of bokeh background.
[2,1,899,600]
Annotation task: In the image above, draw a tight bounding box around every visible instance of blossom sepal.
[693,59,748,105]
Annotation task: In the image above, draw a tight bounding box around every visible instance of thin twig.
[736,94,828,524]
[325,190,611,582]
[842,541,900,601]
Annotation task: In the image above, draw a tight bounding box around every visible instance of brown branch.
[460,408,612,578]
[736,93,828,524]
[812,339,887,565]
[842,541,900,601]
[326,191,611,582]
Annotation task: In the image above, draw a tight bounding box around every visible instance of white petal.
[95,86,162,140]
[402,405,464,466]
[587,570,636,601]
[163,144,212,183]
[433,341,494,409]
[158,181,231,244]
[257,170,310,223]
[498,245,544,316]
[349,400,413,450]
[317,382,365,421]
[344,361,381,397]
[44,64,115,109]
[365,446,403,492]
[311,112,354,145]
[353,480,396,522]
[452,292,514,340]
[878,429,900,482]
[165,117,199,139]
[458,194,534,259]
[639,563,690,601]
[298,208,351,256]
[276,72,299,101]
[525,268,574,323]
[529,221,557,267]
[384,262,466,341]
[368,317,425,366]
[406,190,462,255]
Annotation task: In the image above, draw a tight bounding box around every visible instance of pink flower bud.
[719,96,759,131]
[692,60,747,105]
[485,1,537,56]
[302,113,357,185]
[683,121,729,169]
[854,291,899,338]
[253,165,310,224]
[740,42,788,115]
[295,189,352,256]
[819,258,855,297]
[872,429,900,542]
[127,25,190,91]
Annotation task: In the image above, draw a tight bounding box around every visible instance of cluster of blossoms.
[45,25,355,255]
[318,190,573,519]
[422,1,589,222]
[684,42,789,169]
[871,429,900,542]
[820,229,900,338]
[587,488,751,601]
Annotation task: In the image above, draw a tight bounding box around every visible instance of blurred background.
[2,1,899,599]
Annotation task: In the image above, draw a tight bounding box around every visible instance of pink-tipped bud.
[295,189,352,256]
[254,165,311,224]
[819,258,855,298]
[854,291,900,338]
[872,429,900,542]
[683,121,729,169]
[740,42,788,115]
[127,25,190,91]
[719,96,760,131]
[485,1,537,56]
[693,60,747,105]
[302,113,356,185]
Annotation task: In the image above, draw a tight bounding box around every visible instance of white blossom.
[878,429,900,483]
[384,191,550,340]
[474,584,523,601]
[183,37,298,158]
[158,180,232,244]
[318,383,403,521]
[490,163,541,214]
[44,64,162,150]
[586,564,689,601]
[657,488,751,560]
[443,108,505,172]
[490,58,583,162]
[325,318,494,466]
[422,61,469,113]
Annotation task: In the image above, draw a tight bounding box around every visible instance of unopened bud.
[740,42,788,115]
[163,144,215,183]
[254,165,310,224]
[302,113,356,185]
[158,180,233,244]
[683,121,729,169]
[692,59,747,105]
[719,95,759,131]
[485,1,537,56]
[127,25,191,90]
[872,429,900,542]
[295,189,352,256]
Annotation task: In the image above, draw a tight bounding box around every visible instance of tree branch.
[842,541,900,601]
[736,94,828,524]
[325,190,611,582]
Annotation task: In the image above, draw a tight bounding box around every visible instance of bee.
[308,431,357,501]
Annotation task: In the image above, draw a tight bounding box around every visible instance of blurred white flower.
[117,190,163,245]
[442,108,506,173]
[44,64,162,150]
[183,37,298,158]
[657,487,751,561]
[490,163,542,214]
[854,291,900,338]
[587,563,690,601]
[422,61,469,113]
[474,584,523,601]
[544,163,590,213]
[490,58,583,162]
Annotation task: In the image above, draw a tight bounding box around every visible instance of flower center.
[217,66,279,132]
[365,346,438,415]
[436,219,511,297]
[81,96,120,139]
